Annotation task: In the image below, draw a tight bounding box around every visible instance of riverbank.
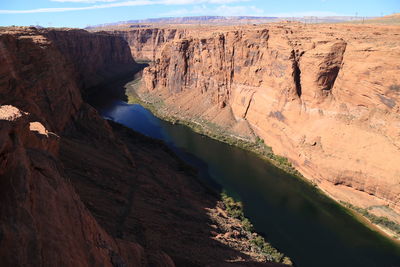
[126,82,305,180]
[211,192,292,265]
[340,201,400,242]
[109,120,292,265]
[124,77,400,243]
[93,82,400,266]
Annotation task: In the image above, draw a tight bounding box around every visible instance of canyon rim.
[1,1,400,266]
[107,21,400,229]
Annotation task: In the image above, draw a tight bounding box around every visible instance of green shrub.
[341,201,400,235]
[221,192,291,264]
[251,235,265,248]
[242,218,254,232]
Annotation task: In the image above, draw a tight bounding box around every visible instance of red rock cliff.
[0,27,148,267]
[138,24,400,215]
[45,29,136,89]
[108,28,187,60]
[0,27,136,132]
[0,27,286,266]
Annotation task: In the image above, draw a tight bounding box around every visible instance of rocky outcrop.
[0,27,136,132]
[0,28,80,132]
[138,24,400,213]
[0,27,286,266]
[0,26,147,267]
[0,105,149,267]
[45,29,136,90]
[108,28,186,60]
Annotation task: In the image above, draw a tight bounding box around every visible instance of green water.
[92,96,400,267]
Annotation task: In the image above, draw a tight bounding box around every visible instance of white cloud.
[0,0,342,17]
[0,1,153,14]
[0,0,249,14]
[160,0,248,4]
[51,0,246,2]
[51,0,119,3]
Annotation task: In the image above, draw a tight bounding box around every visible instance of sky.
[0,0,399,28]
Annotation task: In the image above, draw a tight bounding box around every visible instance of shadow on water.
[89,76,400,267]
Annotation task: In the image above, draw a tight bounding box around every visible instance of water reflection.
[94,100,400,267]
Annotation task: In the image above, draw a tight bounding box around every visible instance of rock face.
[45,29,136,89]
[109,28,187,60]
[137,24,400,213]
[0,27,286,266]
[0,27,136,132]
[0,105,148,267]
[0,27,146,267]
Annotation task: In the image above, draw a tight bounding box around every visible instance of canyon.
[0,27,288,266]
[106,23,400,225]
[1,20,400,266]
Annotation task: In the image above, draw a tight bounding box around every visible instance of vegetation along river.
[90,76,400,267]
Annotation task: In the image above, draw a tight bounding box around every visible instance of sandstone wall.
[139,24,400,212]
[45,29,136,89]
[0,27,136,132]
[108,28,187,60]
[0,27,284,267]
[0,27,149,267]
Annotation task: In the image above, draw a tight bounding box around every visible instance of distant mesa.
[85,15,377,30]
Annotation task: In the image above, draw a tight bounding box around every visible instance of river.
[89,79,400,267]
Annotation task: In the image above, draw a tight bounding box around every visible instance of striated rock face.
[0,27,136,132]
[0,28,81,132]
[0,27,148,267]
[138,24,400,213]
[108,28,187,60]
[45,29,136,89]
[0,27,286,266]
[0,105,147,267]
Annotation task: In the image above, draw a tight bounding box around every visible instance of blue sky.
[0,0,398,28]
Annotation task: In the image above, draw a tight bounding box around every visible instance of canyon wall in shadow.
[0,27,286,266]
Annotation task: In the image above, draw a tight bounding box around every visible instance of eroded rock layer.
[132,24,400,213]
[108,28,188,61]
[45,29,136,89]
[0,27,145,267]
[0,27,286,266]
[109,28,185,60]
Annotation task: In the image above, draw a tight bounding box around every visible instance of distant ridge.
[128,16,279,23]
[348,13,400,25]
[85,15,370,29]
[86,16,278,29]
